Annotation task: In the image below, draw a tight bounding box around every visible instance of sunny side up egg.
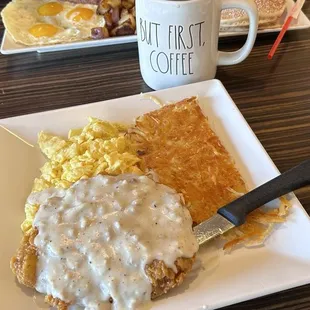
[1,0,106,45]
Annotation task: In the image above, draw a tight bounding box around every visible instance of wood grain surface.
[1,0,310,309]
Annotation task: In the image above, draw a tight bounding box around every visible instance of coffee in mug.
[136,0,258,90]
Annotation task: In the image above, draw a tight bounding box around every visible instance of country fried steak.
[11,228,195,309]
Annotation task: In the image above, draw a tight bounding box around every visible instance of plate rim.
[1,0,309,55]
[1,79,310,310]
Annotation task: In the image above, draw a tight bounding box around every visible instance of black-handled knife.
[194,160,310,246]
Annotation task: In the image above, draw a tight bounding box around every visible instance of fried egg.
[1,0,106,45]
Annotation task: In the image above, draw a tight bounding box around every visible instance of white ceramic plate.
[1,79,310,310]
[1,0,309,55]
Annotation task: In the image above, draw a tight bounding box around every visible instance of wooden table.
[1,0,310,308]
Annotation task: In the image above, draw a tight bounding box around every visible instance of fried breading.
[11,229,70,310]
[10,228,38,288]
[45,295,70,310]
[146,257,195,299]
[11,228,194,309]
[130,97,290,249]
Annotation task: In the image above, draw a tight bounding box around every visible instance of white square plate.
[1,0,309,55]
[1,79,310,310]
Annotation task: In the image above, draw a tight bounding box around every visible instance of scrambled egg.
[21,117,143,233]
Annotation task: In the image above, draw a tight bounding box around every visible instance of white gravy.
[29,174,199,310]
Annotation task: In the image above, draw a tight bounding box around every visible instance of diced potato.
[91,26,110,39]
[118,13,135,29]
[121,0,134,10]
[111,22,135,36]
[107,0,121,8]
[97,0,110,15]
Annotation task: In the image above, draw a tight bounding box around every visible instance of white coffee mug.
[136,0,258,90]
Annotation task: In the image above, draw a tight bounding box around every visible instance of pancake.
[221,0,286,28]
[220,17,281,32]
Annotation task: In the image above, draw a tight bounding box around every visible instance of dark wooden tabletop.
[1,0,310,309]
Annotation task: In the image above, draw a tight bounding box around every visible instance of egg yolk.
[29,24,58,38]
[37,2,63,16]
[67,8,94,22]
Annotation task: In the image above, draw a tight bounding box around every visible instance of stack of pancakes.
[221,0,287,31]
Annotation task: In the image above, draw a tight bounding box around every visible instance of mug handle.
[218,0,258,65]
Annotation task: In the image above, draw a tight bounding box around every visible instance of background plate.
[1,79,310,310]
[1,0,309,55]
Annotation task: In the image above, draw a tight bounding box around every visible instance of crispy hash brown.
[130,97,290,249]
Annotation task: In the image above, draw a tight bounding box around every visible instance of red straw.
[268,0,305,59]
[268,15,293,60]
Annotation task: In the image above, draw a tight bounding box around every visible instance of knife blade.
[194,159,310,246]
[193,213,234,245]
